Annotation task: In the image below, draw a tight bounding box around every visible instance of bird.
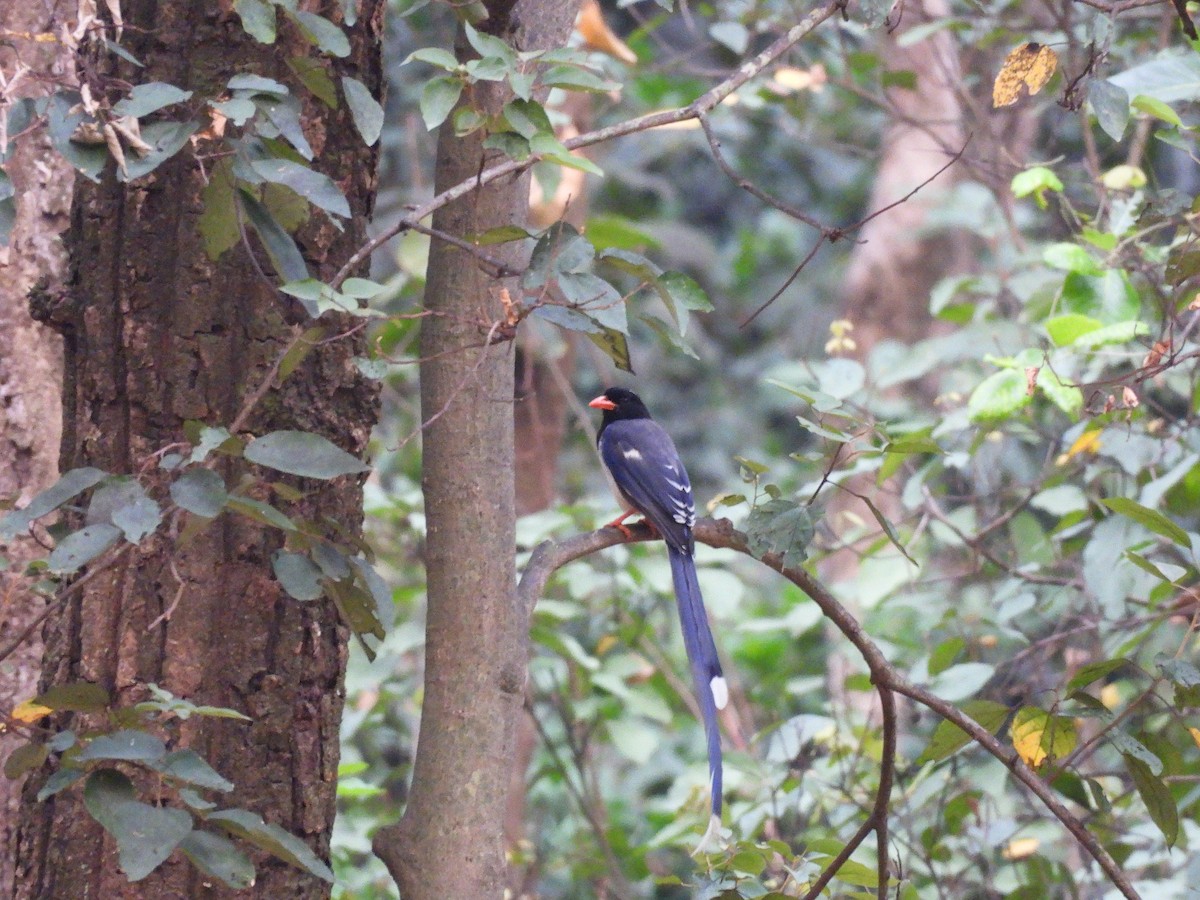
[588,387,727,832]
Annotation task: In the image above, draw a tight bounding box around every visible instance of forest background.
[2,0,1200,898]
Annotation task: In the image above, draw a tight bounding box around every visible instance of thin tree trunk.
[372,3,580,897]
[0,3,73,894]
[12,3,384,897]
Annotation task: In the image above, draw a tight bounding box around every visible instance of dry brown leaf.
[993,42,1058,108]
[577,0,637,65]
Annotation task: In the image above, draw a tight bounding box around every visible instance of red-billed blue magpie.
[589,387,727,825]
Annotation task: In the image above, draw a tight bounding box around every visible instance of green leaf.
[1088,79,1129,141]
[37,766,86,801]
[1072,320,1149,347]
[463,22,517,66]
[187,425,237,463]
[658,270,714,322]
[1109,50,1200,104]
[466,225,534,246]
[179,830,256,889]
[420,77,463,130]
[1124,754,1179,847]
[112,82,193,118]
[47,524,122,574]
[709,21,749,54]
[502,98,553,138]
[529,132,603,175]
[250,158,349,218]
[111,493,163,543]
[341,76,384,145]
[0,467,108,537]
[4,741,48,779]
[170,468,229,518]
[34,682,111,713]
[1011,165,1063,208]
[238,189,309,282]
[1131,94,1182,127]
[245,430,369,479]
[587,327,634,374]
[1100,497,1191,547]
[967,369,1029,422]
[289,10,350,57]
[233,0,277,42]
[208,808,335,883]
[1045,313,1102,346]
[1066,658,1130,692]
[404,47,461,71]
[199,158,238,261]
[348,556,396,631]
[254,94,313,159]
[77,729,167,763]
[917,700,1009,764]
[1036,368,1083,418]
[228,73,288,95]
[288,56,337,107]
[225,496,297,531]
[272,551,325,601]
[152,749,234,792]
[539,65,620,93]
[744,498,817,570]
[928,637,964,676]
[1110,729,1161,774]
[100,800,193,881]
[1043,243,1103,275]
[120,120,201,182]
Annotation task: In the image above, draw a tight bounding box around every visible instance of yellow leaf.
[1189,727,1200,750]
[595,634,618,656]
[1003,837,1040,860]
[993,43,1059,108]
[1100,683,1121,709]
[1056,429,1101,465]
[11,700,54,723]
[1011,706,1077,768]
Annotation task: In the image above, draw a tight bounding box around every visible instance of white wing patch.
[622,446,643,461]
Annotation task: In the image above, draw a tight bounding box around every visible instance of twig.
[741,137,971,326]
[406,219,522,278]
[331,1,845,290]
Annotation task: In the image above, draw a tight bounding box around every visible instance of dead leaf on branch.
[993,42,1058,108]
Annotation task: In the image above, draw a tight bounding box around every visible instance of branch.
[331,1,844,289]
[517,517,1140,900]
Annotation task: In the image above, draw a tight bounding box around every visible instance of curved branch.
[332,1,844,289]
[517,516,1140,900]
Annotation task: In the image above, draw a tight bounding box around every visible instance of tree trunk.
[0,3,73,894]
[372,3,580,897]
[12,2,383,897]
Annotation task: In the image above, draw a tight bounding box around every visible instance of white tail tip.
[692,814,722,856]
[711,676,728,710]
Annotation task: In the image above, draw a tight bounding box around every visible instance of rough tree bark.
[12,3,384,897]
[0,3,73,895]
[371,2,581,897]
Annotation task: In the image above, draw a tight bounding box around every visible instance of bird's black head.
[588,387,652,423]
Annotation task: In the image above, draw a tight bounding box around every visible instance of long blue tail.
[668,546,726,820]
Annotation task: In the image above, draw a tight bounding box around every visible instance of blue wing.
[598,418,695,554]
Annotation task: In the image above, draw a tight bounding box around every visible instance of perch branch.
[517,517,1139,900]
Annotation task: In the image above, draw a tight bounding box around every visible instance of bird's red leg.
[603,511,658,541]
[604,510,638,540]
